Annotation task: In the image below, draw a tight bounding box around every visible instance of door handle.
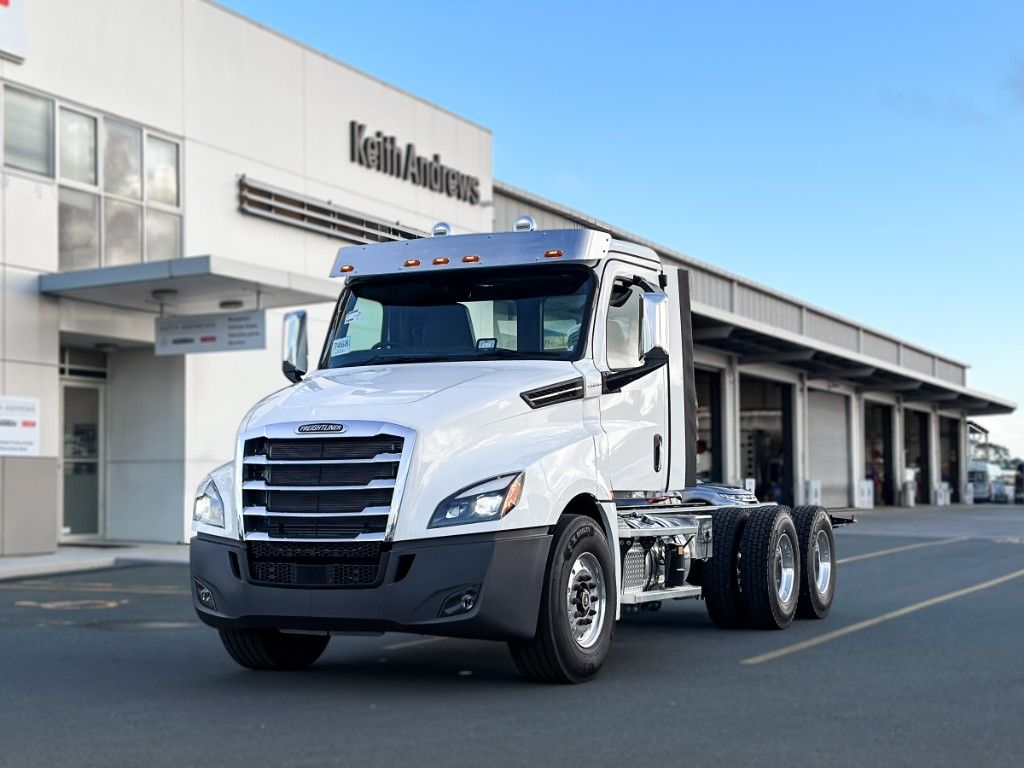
[654,434,663,473]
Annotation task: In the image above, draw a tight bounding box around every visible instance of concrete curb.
[0,546,189,582]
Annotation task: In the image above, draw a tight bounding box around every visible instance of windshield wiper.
[472,349,568,360]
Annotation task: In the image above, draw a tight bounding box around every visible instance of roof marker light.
[432,257,450,266]
[462,255,480,263]
[404,259,421,267]
[339,264,354,273]
[544,249,563,258]
[513,215,537,232]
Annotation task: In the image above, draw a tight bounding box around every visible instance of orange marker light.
[462,255,480,263]
[339,264,354,273]
[543,249,563,258]
[403,259,421,267]
[432,257,450,265]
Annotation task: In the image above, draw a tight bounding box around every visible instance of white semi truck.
[190,221,849,683]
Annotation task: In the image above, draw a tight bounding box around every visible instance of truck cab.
[190,222,841,682]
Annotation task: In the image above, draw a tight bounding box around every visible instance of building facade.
[0,0,1012,554]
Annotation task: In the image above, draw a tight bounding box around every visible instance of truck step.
[620,584,701,605]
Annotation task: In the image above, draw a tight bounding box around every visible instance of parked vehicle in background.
[1016,464,1024,504]
[969,460,1003,502]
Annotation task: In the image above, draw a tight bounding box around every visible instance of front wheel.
[219,628,329,670]
[509,515,616,683]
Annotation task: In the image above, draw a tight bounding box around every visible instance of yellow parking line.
[741,566,1024,666]
[837,537,966,564]
[382,636,449,651]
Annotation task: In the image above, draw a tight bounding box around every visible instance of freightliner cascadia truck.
[190,219,849,683]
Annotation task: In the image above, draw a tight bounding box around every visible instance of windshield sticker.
[477,338,497,350]
[344,309,362,325]
[331,337,352,357]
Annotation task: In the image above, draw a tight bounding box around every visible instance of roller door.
[807,389,850,506]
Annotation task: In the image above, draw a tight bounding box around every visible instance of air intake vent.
[521,378,585,409]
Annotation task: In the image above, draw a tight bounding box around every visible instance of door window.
[62,385,101,536]
[606,279,643,370]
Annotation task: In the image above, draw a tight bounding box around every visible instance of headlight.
[429,472,525,529]
[193,478,225,528]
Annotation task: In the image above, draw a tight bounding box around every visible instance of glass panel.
[104,199,142,266]
[323,266,593,368]
[606,281,642,370]
[145,208,181,262]
[103,118,141,198]
[542,293,587,352]
[59,108,97,184]
[58,188,100,271]
[63,463,99,536]
[3,87,54,176]
[146,136,179,206]
[62,387,100,536]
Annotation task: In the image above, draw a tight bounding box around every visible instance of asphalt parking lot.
[1,504,1022,768]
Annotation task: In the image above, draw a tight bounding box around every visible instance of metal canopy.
[692,315,1015,416]
[38,255,340,315]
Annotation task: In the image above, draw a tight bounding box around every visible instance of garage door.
[807,389,850,506]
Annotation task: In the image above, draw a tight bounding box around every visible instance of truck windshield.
[321,265,595,368]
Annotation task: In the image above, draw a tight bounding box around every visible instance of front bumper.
[190,528,551,641]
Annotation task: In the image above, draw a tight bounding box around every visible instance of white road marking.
[15,598,129,611]
[741,565,1024,666]
[837,536,967,564]
[382,635,450,651]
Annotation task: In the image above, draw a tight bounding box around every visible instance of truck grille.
[246,541,383,587]
[241,432,405,540]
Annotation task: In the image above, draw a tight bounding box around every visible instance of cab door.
[595,262,669,494]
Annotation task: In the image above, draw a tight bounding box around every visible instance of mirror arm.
[282,361,305,384]
[601,347,668,394]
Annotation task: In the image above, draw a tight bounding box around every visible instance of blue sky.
[222,0,1024,455]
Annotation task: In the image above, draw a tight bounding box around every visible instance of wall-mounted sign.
[155,310,266,356]
[0,0,27,64]
[0,396,39,456]
[350,121,481,205]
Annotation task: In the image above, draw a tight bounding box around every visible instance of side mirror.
[641,291,670,360]
[282,310,308,383]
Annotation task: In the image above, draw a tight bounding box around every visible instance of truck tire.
[792,505,836,620]
[738,505,800,630]
[508,515,616,684]
[703,507,750,629]
[218,628,329,670]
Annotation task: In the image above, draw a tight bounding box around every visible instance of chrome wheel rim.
[774,532,796,605]
[566,552,606,649]
[813,529,832,595]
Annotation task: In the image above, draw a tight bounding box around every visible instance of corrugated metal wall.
[492,184,969,388]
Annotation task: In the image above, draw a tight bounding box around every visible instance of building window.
[59,108,97,185]
[104,198,143,266]
[103,118,142,199]
[3,86,55,177]
[146,135,179,206]
[0,85,188,271]
[58,188,101,270]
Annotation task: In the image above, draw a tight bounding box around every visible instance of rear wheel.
[738,505,800,630]
[509,515,616,684]
[219,628,329,670]
[703,507,750,628]
[792,505,836,619]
